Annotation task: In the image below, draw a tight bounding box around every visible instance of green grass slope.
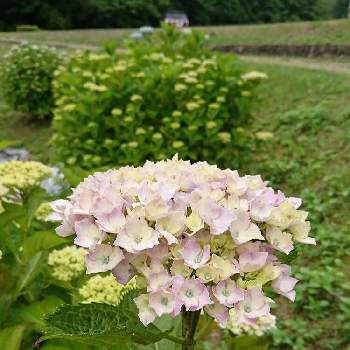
[1,19,350,47]
[204,19,350,46]
[240,62,350,350]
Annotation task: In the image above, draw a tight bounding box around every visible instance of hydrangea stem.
[182,307,201,350]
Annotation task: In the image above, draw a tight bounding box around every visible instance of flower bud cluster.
[227,308,276,336]
[48,246,87,281]
[0,161,52,191]
[50,156,314,326]
[35,202,53,221]
[79,274,137,305]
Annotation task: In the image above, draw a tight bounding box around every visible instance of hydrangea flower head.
[50,156,315,326]
[0,160,51,191]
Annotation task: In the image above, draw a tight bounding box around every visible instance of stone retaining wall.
[214,44,350,57]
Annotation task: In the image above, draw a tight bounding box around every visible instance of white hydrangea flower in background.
[241,71,268,81]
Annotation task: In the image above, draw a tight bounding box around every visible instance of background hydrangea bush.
[51,27,265,170]
[0,44,62,118]
[49,156,315,348]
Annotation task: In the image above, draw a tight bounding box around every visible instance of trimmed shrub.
[16,25,39,31]
[0,44,62,118]
[52,28,265,169]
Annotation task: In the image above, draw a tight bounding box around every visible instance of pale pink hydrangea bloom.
[50,156,315,326]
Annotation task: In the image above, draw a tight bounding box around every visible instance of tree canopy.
[0,0,341,30]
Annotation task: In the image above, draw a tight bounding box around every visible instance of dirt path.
[241,55,350,76]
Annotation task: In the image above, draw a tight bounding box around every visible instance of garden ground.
[0,30,349,348]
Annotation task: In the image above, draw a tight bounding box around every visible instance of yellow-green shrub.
[52,27,265,169]
[0,44,62,118]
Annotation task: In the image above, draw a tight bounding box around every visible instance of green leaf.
[19,295,64,329]
[0,201,25,229]
[0,294,13,325]
[275,247,299,264]
[43,291,174,347]
[15,251,46,296]
[0,223,24,255]
[225,335,270,350]
[59,166,91,187]
[22,230,68,261]
[23,188,47,229]
[41,339,91,350]
[0,325,26,350]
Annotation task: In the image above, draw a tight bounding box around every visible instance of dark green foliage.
[0,0,338,30]
[16,24,40,31]
[333,0,349,17]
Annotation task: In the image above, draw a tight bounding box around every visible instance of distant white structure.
[164,11,189,27]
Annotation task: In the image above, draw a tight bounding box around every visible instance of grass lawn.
[1,19,350,48]
[0,28,133,47]
[0,42,14,56]
[203,18,350,46]
[0,99,52,162]
[240,62,350,349]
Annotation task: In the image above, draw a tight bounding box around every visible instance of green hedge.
[15,24,39,31]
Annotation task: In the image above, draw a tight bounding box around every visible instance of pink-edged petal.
[179,278,212,311]
[212,279,244,307]
[239,251,268,273]
[86,244,124,274]
[205,302,229,327]
[266,227,294,254]
[230,210,264,244]
[272,268,298,301]
[148,271,172,292]
[74,218,105,248]
[181,239,210,269]
[55,221,73,237]
[114,216,160,253]
[235,287,270,324]
[149,291,176,316]
[112,259,135,285]
[134,294,157,326]
[194,197,235,235]
[96,207,126,233]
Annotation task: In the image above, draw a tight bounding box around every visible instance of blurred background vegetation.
[0,0,348,30]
